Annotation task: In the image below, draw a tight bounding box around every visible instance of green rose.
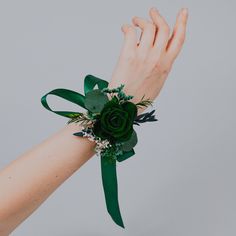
[93,98,137,142]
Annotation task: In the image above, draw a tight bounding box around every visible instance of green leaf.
[84,89,109,113]
[120,130,138,152]
[66,112,83,118]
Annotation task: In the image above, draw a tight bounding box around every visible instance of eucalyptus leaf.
[120,130,138,152]
[84,89,109,113]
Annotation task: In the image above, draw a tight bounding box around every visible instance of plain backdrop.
[0,0,235,235]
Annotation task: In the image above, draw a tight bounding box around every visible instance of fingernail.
[151,7,158,12]
[182,8,188,15]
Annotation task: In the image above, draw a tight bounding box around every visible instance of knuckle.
[121,51,136,62]
[169,52,178,63]
[155,60,171,75]
[149,55,159,66]
[137,54,146,63]
[164,65,171,74]
[155,60,162,70]
[145,56,156,67]
[126,25,135,33]
[161,66,171,75]
[137,51,153,65]
[124,53,136,62]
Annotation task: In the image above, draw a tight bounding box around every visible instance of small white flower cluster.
[81,130,112,156]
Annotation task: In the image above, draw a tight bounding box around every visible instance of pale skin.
[0,7,188,235]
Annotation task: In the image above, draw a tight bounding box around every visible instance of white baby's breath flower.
[81,129,112,155]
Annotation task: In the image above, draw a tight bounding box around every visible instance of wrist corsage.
[41,74,158,228]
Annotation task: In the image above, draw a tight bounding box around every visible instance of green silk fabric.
[41,74,135,228]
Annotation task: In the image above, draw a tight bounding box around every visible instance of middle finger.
[132,16,156,54]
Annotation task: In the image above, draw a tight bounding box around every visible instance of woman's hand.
[109,7,188,113]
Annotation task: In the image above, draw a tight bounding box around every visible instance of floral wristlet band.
[41,74,158,228]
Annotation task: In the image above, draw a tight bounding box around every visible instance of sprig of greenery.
[135,95,153,109]
[134,109,158,125]
[102,84,134,102]
[67,112,95,128]
[66,113,82,124]
[100,143,125,163]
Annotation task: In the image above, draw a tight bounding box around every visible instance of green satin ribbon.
[41,74,135,228]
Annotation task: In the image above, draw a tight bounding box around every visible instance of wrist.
[64,122,96,154]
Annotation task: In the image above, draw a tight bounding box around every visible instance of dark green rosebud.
[93,98,137,143]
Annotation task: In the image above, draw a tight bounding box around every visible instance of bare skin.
[0,7,188,235]
[110,7,188,113]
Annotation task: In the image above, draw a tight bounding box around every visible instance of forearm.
[0,122,95,235]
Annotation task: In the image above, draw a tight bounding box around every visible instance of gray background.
[0,0,235,235]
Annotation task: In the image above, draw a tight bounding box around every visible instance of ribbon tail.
[100,155,125,228]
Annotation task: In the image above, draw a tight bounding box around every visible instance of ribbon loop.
[41,88,85,118]
[84,74,109,94]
